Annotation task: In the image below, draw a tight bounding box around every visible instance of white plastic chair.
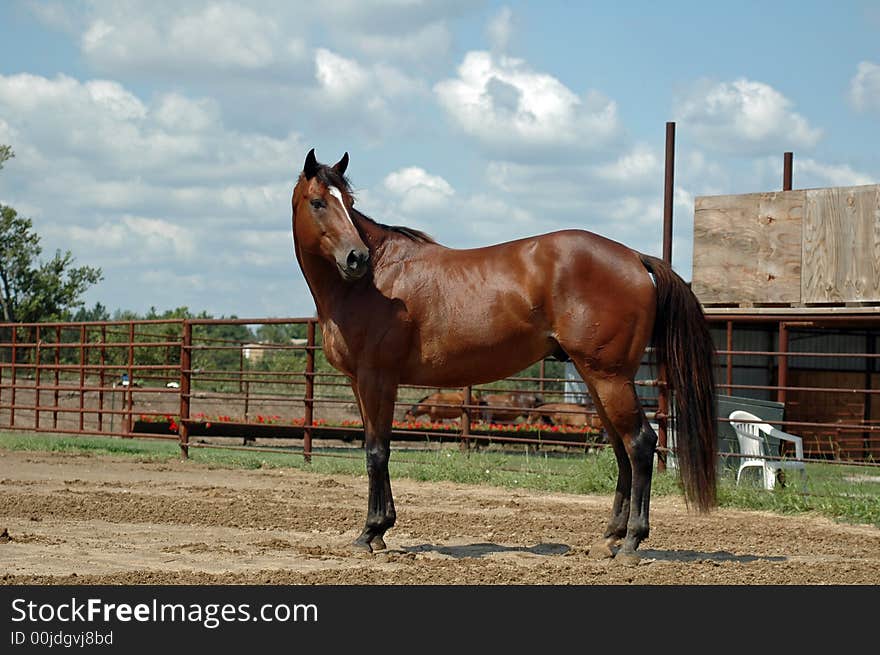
[728,410,806,490]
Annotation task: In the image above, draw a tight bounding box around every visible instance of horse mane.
[312,163,437,245]
[354,209,437,245]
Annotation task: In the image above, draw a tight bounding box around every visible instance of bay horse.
[291,149,717,564]
[527,402,596,428]
[479,391,544,424]
[404,390,482,423]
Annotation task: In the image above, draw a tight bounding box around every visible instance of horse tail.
[640,254,717,512]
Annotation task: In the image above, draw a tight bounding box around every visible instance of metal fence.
[0,318,625,459]
[1,315,877,468]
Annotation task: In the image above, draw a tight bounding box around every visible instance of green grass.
[1,431,878,528]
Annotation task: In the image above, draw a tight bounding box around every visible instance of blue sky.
[1,1,878,318]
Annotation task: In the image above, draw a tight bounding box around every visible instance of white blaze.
[327,186,356,228]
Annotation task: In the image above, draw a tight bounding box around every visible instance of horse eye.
[310,198,326,210]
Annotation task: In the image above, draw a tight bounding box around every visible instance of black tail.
[641,254,717,512]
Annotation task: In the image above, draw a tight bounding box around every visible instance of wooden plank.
[802,185,880,303]
[692,191,803,304]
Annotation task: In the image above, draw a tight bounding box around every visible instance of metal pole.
[125,322,134,434]
[53,325,60,429]
[662,121,675,264]
[777,322,789,406]
[303,320,315,463]
[726,321,734,392]
[178,320,191,459]
[98,325,106,432]
[783,152,793,191]
[657,121,676,472]
[461,386,472,452]
[864,332,875,460]
[10,326,16,427]
[34,325,41,430]
[79,324,86,432]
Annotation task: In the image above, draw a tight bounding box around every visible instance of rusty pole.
[783,152,793,191]
[726,321,734,393]
[125,322,134,435]
[662,121,675,263]
[303,320,315,463]
[79,324,86,432]
[657,121,676,472]
[34,325,41,430]
[98,325,106,432]
[460,386,473,452]
[178,320,192,459]
[10,326,16,427]
[777,323,789,406]
[53,325,60,429]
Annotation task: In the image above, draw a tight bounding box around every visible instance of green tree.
[0,145,103,323]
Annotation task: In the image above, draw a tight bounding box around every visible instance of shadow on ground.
[400,542,786,564]
[402,542,571,559]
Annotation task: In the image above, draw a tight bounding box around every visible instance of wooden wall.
[693,184,880,306]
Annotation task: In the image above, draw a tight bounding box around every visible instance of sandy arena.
[1,449,878,585]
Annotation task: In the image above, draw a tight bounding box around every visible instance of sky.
[0,1,878,319]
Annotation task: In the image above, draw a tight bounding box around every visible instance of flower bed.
[132,413,601,443]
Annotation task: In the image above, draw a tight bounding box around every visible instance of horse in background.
[291,149,717,565]
[528,402,601,428]
[403,390,484,422]
[479,391,544,424]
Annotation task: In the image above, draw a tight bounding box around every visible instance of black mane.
[316,163,436,244]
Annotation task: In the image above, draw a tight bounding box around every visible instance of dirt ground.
[1,449,878,585]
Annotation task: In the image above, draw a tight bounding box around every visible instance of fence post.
[656,121,676,472]
[98,325,106,432]
[303,320,315,464]
[178,320,191,459]
[10,326,16,427]
[34,325,41,430]
[53,325,60,429]
[460,386,472,452]
[777,322,789,406]
[123,321,135,435]
[79,324,86,432]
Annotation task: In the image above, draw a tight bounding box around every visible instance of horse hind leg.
[577,368,657,566]
[577,377,632,560]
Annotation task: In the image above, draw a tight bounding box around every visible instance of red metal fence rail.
[1,316,878,468]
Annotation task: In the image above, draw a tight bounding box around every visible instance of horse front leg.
[351,374,398,553]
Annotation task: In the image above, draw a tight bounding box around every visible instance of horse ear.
[303,148,319,180]
[333,152,349,176]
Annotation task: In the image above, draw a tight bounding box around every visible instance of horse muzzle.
[338,248,370,281]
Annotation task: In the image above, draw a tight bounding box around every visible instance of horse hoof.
[352,538,373,554]
[588,542,615,560]
[370,536,387,551]
[614,550,641,567]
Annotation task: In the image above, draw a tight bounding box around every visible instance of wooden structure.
[693,183,880,307]
[689,179,879,460]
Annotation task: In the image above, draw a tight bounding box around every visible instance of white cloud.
[434,51,620,158]
[0,73,305,187]
[350,21,453,62]
[308,49,429,139]
[314,49,371,102]
[791,158,875,188]
[675,78,822,154]
[80,3,281,73]
[850,61,880,112]
[383,167,454,212]
[487,7,514,52]
[593,144,663,188]
[0,71,312,316]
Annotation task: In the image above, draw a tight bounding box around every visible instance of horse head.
[292,149,370,281]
